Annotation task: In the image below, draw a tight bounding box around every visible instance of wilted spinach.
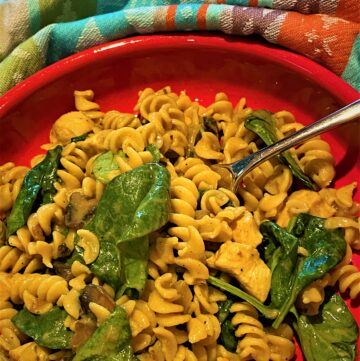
[6,145,62,236]
[217,300,237,352]
[203,117,219,137]
[260,221,299,310]
[92,151,119,184]
[207,276,278,319]
[93,146,161,185]
[245,110,317,190]
[70,132,90,143]
[13,307,73,349]
[261,214,347,328]
[293,293,358,361]
[145,144,161,163]
[74,163,170,294]
[118,236,149,297]
[73,305,138,361]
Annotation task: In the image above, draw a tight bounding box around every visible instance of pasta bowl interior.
[0,34,359,361]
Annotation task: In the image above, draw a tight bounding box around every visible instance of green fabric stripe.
[342,33,360,91]
[0,38,44,95]
[27,0,41,34]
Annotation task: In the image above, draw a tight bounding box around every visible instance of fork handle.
[233,98,360,188]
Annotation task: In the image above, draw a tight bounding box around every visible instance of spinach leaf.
[92,151,119,184]
[73,305,138,361]
[245,110,317,190]
[268,214,346,328]
[293,293,358,361]
[76,163,170,292]
[260,221,298,309]
[218,300,233,324]
[145,144,161,163]
[118,236,149,297]
[71,132,90,143]
[207,276,278,319]
[217,300,237,352]
[202,117,219,137]
[88,163,170,244]
[12,307,73,349]
[85,241,121,291]
[221,320,237,352]
[6,146,62,236]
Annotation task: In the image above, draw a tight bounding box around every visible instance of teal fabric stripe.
[125,7,156,33]
[95,11,132,39]
[218,0,249,5]
[206,4,224,30]
[175,4,202,30]
[47,18,90,64]
[258,0,273,8]
[27,0,41,34]
[96,0,127,14]
[342,33,360,91]
[32,25,54,65]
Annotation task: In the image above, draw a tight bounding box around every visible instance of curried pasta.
[0,87,359,361]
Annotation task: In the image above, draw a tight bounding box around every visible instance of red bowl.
[0,33,359,359]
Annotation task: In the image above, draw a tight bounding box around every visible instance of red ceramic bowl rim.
[0,33,359,117]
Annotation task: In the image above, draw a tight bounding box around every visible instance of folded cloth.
[0,0,359,96]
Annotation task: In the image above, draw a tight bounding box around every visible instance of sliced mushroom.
[80,284,115,315]
[65,192,97,229]
[53,262,74,283]
[71,316,97,352]
[0,221,5,246]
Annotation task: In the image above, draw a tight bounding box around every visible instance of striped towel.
[0,0,359,96]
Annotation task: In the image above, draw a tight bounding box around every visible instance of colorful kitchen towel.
[0,0,359,96]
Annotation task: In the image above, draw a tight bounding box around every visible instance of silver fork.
[216,98,360,191]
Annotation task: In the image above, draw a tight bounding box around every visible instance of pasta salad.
[0,87,359,361]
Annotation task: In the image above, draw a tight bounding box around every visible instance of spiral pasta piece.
[329,264,360,300]
[0,245,43,273]
[295,139,335,188]
[2,87,359,360]
[265,324,295,361]
[5,273,69,314]
[56,143,89,190]
[0,163,29,213]
[101,110,141,130]
[175,158,221,191]
[230,302,270,361]
[169,177,199,228]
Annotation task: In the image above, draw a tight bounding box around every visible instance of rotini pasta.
[0,87,358,361]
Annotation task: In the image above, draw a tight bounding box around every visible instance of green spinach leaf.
[145,144,161,163]
[6,146,62,236]
[218,300,233,324]
[217,300,237,352]
[73,305,138,361]
[12,307,73,349]
[118,236,149,297]
[245,110,317,190]
[260,221,298,309]
[92,151,119,184]
[71,132,90,143]
[76,163,170,293]
[293,293,358,361]
[88,163,170,244]
[268,214,346,328]
[220,320,237,352]
[207,276,278,319]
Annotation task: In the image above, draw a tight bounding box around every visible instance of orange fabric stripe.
[278,12,360,75]
[166,5,177,31]
[217,0,225,4]
[249,0,258,6]
[197,4,209,30]
[336,0,360,23]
